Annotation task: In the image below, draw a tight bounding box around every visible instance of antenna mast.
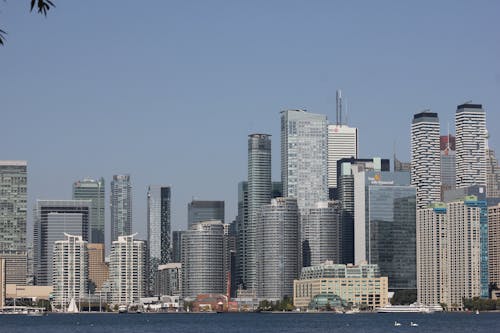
[336,89,343,126]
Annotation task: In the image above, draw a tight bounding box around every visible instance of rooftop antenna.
[336,89,342,126]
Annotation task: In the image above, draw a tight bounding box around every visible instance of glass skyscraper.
[147,185,171,264]
[187,200,224,228]
[110,174,132,242]
[73,177,105,244]
[281,109,328,210]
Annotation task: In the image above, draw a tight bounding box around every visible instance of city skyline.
[1,1,499,246]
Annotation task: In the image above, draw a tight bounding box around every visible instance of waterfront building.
[327,124,358,190]
[181,220,227,298]
[73,177,105,244]
[187,200,224,228]
[155,263,181,296]
[34,200,90,286]
[235,181,248,290]
[336,157,390,264]
[281,109,328,210]
[171,231,184,263]
[0,259,5,308]
[293,261,388,309]
[411,111,441,209]
[455,103,487,188]
[245,134,272,290]
[147,185,171,264]
[110,174,132,242]
[489,204,500,287]
[52,234,88,310]
[88,243,109,292]
[0,253,27,286]
[416,203,449,306]
[300,201,341,267]
[354,171,416,290]
[109,234,146,305]
[256,198,299,300]
[440,135,456,198]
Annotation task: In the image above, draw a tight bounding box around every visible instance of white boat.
[118,305,128,313]
[394,321,401,327]
[377,303,442,313]
[410,322,419,327]
[67,298,79,313]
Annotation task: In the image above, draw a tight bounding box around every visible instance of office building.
[336,157,390,264]
[34,200,90,286]
[300,201,341,267]
[147,185,171,264]
[88,243,109,292]
[354,171,416,290]
[256,198,299,300]
[109,234,146,305]
[110,174,132,242]
[181,220,226,298]
[281,109,328,210]
[293,261,388,309]
[440,135,456,197]
[327,124,358,190]
[171,231,184,263]
[155,263,181,296]
[236,181,248,290]
[0,160,27,253]
[245,134,272,290]
[187,200,224,228]
[52,234,88,310]
[489,204,500,287]
[487,148,500,198]
[73,177,105,244]
[456,103,487,188]
[394,155,411,172]
[0,253,27,286]
[0,259,5,308]
[411,111,441,209]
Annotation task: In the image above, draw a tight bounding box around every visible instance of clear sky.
[1,1,499,250]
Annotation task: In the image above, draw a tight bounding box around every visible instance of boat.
[476,310,480,315]
[377,303,442,313]
[410,322,419,327]
[67,298,79,313]
[394,321,401,327]
[118,305,128,314]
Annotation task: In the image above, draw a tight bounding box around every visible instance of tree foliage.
[390,289,417,305]
[0,0,56,45]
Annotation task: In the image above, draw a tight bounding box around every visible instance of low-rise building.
[293,261,388,309]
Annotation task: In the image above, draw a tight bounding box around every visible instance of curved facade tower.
[256,198,299,300]
[411,111,441,209]
[245,134,271,290]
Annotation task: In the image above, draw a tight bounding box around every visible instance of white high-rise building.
[52,234,88,310]
[110,175,132,242]
[455,103,487,188]
[281,109,328,210]
[411,111,441,209]
[327,125,358,189]
[109,234,146,305]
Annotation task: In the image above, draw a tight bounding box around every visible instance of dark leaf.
[30,0,36,12]
[0,28,6,46]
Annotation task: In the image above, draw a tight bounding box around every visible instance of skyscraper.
[187,200,224,228]
[456,103,487,188]
[181,220,227,298]
[489,204,500,287]
[256,198,299,300]
[88,243,109,292]
[110,175,132,242]
[34,200,90,286]
[52,234,88,310]
[0,161,27,253]
[147,185,171,264]
[281,109,328,210]
[327,124,358,190]
[486,148,500,198]
[171,231,184,263]
[300,201,341,267]
[246,134,272,289]
[73,177,105,244]
[354,171,416,291]
[440,135,456,198]
[109,234,146,305]
[411,111,441,209]
[336,157,390,264]
[235,181,248,289]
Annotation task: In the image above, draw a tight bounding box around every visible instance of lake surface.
[0,312,498,333]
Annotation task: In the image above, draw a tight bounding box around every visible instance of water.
[0,312,498,333]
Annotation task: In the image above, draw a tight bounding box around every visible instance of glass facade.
[364,172,416,290]
[187,200,224,228]
[147,185,171,264]
[73,177,105,244]
[110,175,132,242]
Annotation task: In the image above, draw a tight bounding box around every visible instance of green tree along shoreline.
[462,297,500,311]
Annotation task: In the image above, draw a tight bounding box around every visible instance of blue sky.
[1,1,499,249]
